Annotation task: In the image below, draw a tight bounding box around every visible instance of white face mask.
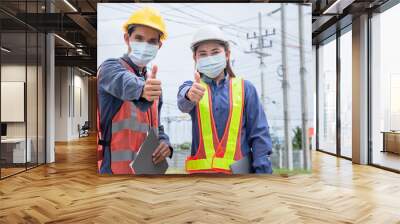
[196,53,227,79]
[128,41,159,66]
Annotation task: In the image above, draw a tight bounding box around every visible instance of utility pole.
[245,12,275,109]
[298,5,310,170]
[281,4,293,170]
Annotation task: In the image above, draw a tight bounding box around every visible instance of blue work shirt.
[177,73,273,173]
[97,55,172,174]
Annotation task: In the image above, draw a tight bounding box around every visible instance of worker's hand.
[141,65,162,102]
[152,142,171,164]
[186,72,205,103]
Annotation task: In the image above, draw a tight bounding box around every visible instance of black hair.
[128,25,136,36]
[127,24,162,42]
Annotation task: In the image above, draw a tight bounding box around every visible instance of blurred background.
[98,3,313,174]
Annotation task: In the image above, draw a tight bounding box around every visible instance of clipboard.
[230,154,253,174]
[130,128,169,175]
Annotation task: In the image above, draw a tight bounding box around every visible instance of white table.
[1,138,32,163]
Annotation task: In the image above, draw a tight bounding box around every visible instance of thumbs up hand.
[194,72,201,83]
[149,64,158,79]
[141,65,162,102]
[186,72,206,104]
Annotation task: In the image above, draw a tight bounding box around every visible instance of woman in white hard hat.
[177,25,273,174]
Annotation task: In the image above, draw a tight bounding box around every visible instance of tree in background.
[292,126,302,150]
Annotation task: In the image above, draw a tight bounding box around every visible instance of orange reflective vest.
[97,59,158,174]
[185,77,244,174]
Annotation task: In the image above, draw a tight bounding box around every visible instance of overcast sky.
[97,3,312,144]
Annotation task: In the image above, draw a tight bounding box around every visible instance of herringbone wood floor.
[0,136,400,224]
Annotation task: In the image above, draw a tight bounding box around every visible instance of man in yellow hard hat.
[97,7,172,174]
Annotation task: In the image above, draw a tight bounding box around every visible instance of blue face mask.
[129,41,159,66]
[196,53,227,79]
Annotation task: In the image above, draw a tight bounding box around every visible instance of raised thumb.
[150,65,158,79]
[194,72,201,83]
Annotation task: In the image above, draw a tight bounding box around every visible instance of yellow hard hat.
[123,7,167,41]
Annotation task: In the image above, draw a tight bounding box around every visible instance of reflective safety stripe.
[111,150,137,162]
[129,102,137,117]
[223,78,243,166]
[212,157,232,170]
[112,118,149,134]
[111,102,153,134]
[198,81,216,160]
[186,158,213,170]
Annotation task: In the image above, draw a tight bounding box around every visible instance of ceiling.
[311,0,391,44]
[0,0,99,73]
[0,0,396,73]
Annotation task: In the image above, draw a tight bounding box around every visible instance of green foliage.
[272,168,311,176]
[179,142,191,150]
[292,126,302,150]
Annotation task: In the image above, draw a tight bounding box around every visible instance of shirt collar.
[122,54,147,77]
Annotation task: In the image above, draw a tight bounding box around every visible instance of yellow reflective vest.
[185,77,244,173]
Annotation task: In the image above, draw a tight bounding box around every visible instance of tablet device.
[131,128,169,175]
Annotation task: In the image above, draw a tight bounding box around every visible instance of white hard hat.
[191,25,229,51]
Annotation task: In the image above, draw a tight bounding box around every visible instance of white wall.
[54,67,89,141]
[71,72,89,138]
[55,66,68,141]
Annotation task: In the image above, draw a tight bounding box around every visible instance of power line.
[244,12,276,109]
[101,4,312,59]
[100,3,310,46]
